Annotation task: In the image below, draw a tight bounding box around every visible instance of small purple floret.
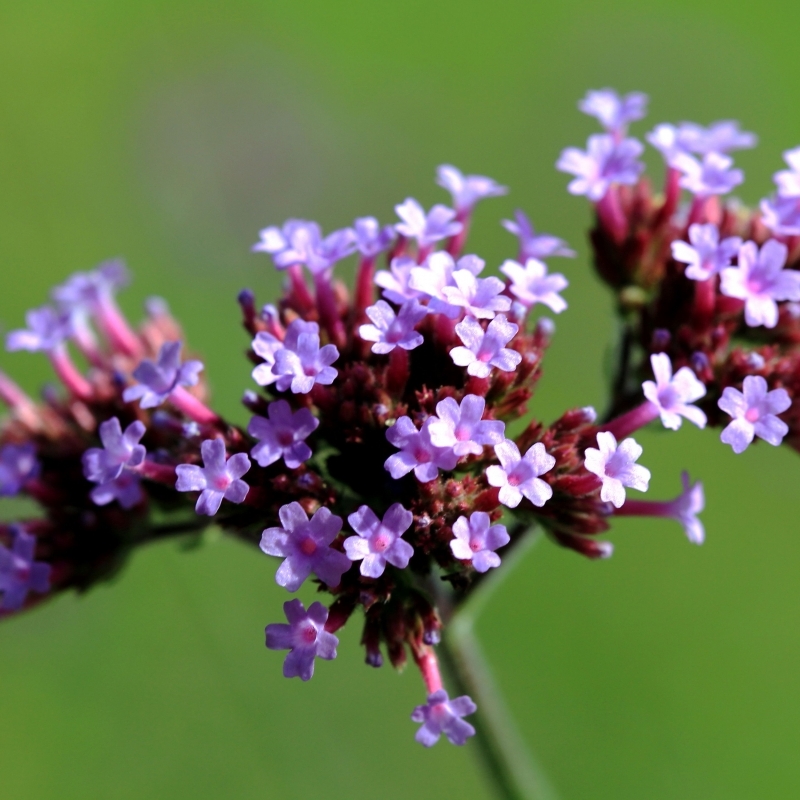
[394,198,462,247]
[450,315,522,378]
[500,258,569,313]
[0,528,51,611]
[0,443,39,497]
[441,270,511,319]
[89,470,144,509]
[584,432,650,508]
[676,121,757,155]
[248,400,319,469]
[502,210,575,260]
[122,342,203,409]
[353,216,395,258]
[669,472,706,545]
[718,375,791,454]
[642,353,707,430]
[252,219,356,274]
[436,164,507,213]
[343,503,414,578]
[486,440,555,509]
[6,306,73,353]
[411,689,477,747]
[82,417,146,485]
[557,134,644,201]
[385,417,459,483]
[52,260,129,312]
[450,511,510,573]
[578,89,648,137]
[270,320,340,394]
[410,252,485,318]
[427,395,505,458]
[359,300,427,354]
[374,256,426,305]
[674,151,743,197]
[671,223,742,281]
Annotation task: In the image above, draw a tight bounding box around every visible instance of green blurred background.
[0,1,799,798]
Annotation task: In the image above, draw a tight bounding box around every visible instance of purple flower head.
[374,256,426,305]
[556,134,645,201]
[272,319,340,394]
[252,219,356,274]
[773,146,800,198]
[411,689,477,747]
[486,440,555,509]
[642,353,707,430]
[0,528,51,611]
[6,306,73,353]
[720,239,800,328]
[384,416,459,483]
[718,375,791,454]
[409,252,485,318]
[343,503,414,578]
[359,299,427,354]
[578,89,648,137]
[441,270,512,320]
[669,472,706,545]
[82,417,146,485]
[265,599,338,681]
[760,195,800,236]
[646,123,685,167]
[427,395,505,458]
[450,315,522,378]
[394,198,463,247]
[251,330,284,387]
[260,502,350,591]
[501,210,576,260]
[671,224,742,281]
[52,260,129,313]
[353,216,395,258]
[122,342,204,409]
[435,164,507,213]
[306,226,358,274]
[0,443,39,497]
[90,470,144,509]
[584,432,650,508]
[500,258,569,313]
[175,438,251,516]
[676,121,758,155]
[674,151,743,197]
[449,511,510,573]
[248,400,319,469]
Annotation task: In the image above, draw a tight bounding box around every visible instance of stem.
[599,399,659,439]
[439,530,559,800]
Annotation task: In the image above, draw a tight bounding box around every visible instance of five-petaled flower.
[384,416,459,482]
[175,438,251,515]
[584,432,650,508]
[486,440,555,509]
[411,689,477,747]
[449,315,522,378]
[676,120,757,155]
[674,151,743,197]
[248,400,319,469]
[6,306,73,353]
[502,210,575,260]
[642,353,707,430]
[344,503,414,578]
[500,258,569,313]
[410,252,484,318]
[82,417,146,485]
[436,164,507,213]
[578,88,648,138]
[394,198,462,247]
[374,256,426,305]
[123,341,204,408]
[718,375,791,454]
[359,299,427,353]
[427,395,505,458]
[450,512,510,573]
[352,216,395,258]
[440,271,511,319]
[0,528,51,611]
[671,223,742,282]
[0,443,39,497]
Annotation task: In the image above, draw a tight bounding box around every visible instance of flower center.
[455,426,471,442]
[413,447,431,463]
[469,539,482,552]
[507,472,521,487]
[277,430,294,447]
[303,365,318,377]
[213,474,231,491]
[745,407,760,423]
[373,533,390,552]
[658,385,679,410]
[299,624,317,645]
[478,348,493,363]
[299,536,318,556]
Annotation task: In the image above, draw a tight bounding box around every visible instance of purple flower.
[252,219,356,274]
[90,470,144,509]
[82,417,146,485]
[51,260,129,313]
[720,239,800,328]
[500,258,568,313]
[353,216,395,258]
[343,503,414,578]
[248,400,319,469]
[642,353,707,430]
[175,438,251,516]
[486,440,555,509]
[578,89,648,136]
[410,252,485,318]
[359,300,427,354]
[671,224,742,281]
[427,395,505,458]
[271,320,340,394]
[773,146,800,198]
[265,599,338,681]
[411,689,477,747]
[760,195,800,236]
[384,416,459,482]
[440,270,511,319]
[501,210,576,260]
[374,257,426,305]
[260,502,350,591]
[0,528,51,611]
[718,375,791,454]
[122,342,204,409]
[584,432,650,508]
[436,164,507,213]
[251,330,284,387]
[450,315,522,378]
[449,511,510,572]
[394,198,462,247]
[646,123,685,167]
[676,121,757,155]
[668,472,705,545]
[556,134,644,201]
[6,306,73,353]
[0,444,39,497]
[674,152,743,197]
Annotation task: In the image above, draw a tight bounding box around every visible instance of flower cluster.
[0,135,723,747]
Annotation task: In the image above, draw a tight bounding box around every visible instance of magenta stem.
[687,196,708,226]
[138,460,177,485]
[0,370,32,409]
[614,498,672,518]
[314,271,346,348]
[600,400,659,439]
[664,167,681,214]
[693,277,716,321]
[97,298,142,358]
[595,188,627,243]
[354,256,376,316]
[169,386,222,425]
[287,265,315,311]
[446,210,471,257]
[49,348,93,400]
[417,243,433,263]
[414,646,443,694]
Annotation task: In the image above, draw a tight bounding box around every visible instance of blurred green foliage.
[1,1,799,797]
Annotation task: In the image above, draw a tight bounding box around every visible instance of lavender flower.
[720,239,800,328]
[668,472,706,545]
[674,152,743,197]
[394,198,462,247]
[122,342,203,409]
[411,689,477,747]
[0,528,51,611]
[556,134,644,201]
[501,210,576,260]
[251,330,284,387]
[175,438,251,516]
[344,503,414,578]
[440,271,512,319]
[773,146,800,198]
[718,375,791,453]
[359,300,427,354]
[760,195,800,236]
[486,440,555,509]
[676,121,757,155]
[578,89,648,137]
[450,512,510,572]
[450,315,522,378]
[271,320,340,394]
[427,395,505,457]
[646,123,684,167]
[252,219,356,273]
[260,502,350,591]
[266,599,338,681]
[584,432,650,508]
[0,443,39,496]
[52,260,129,312]
[642,353,707,430]
[82,418,146,485]
[374,257,426,305]
[248,400,319,469]
[89,470,144,509]
[384,417,459,482]
[6,306,73,353]
[436,164,507,213]
[410,252,484,317]
[500,258,569,313]
[671,223,742,281]
[353,216,395,258]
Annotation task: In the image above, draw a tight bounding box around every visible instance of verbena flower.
[578,89,648,137]
[248,400,319,469]
[674,151,743,197]
[359,300,427,353]
[82,418,146,484]
[718,376,791,453]
[500,258,569,313]
[394,198,462,247]
[0,443,39,497]
[450,512,510,572]
[353,216,395,258]
[642,353,707,430]
[0,528,51,611]
[384,417,459,482]
[436,164,507,213]
[411,689,477,747]
[427,395,505,458]
[449,315,522,377]
[486,440,555,509]
[6,306,73,353]
[502,210,576,260]
[123,342,204,408]
[584,432,650,508]
[556,134,644,200]
[671,224,742,281]
[344,504,414,578]
[175,438,251,515]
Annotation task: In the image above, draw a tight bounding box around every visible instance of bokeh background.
[0,1,799,798]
